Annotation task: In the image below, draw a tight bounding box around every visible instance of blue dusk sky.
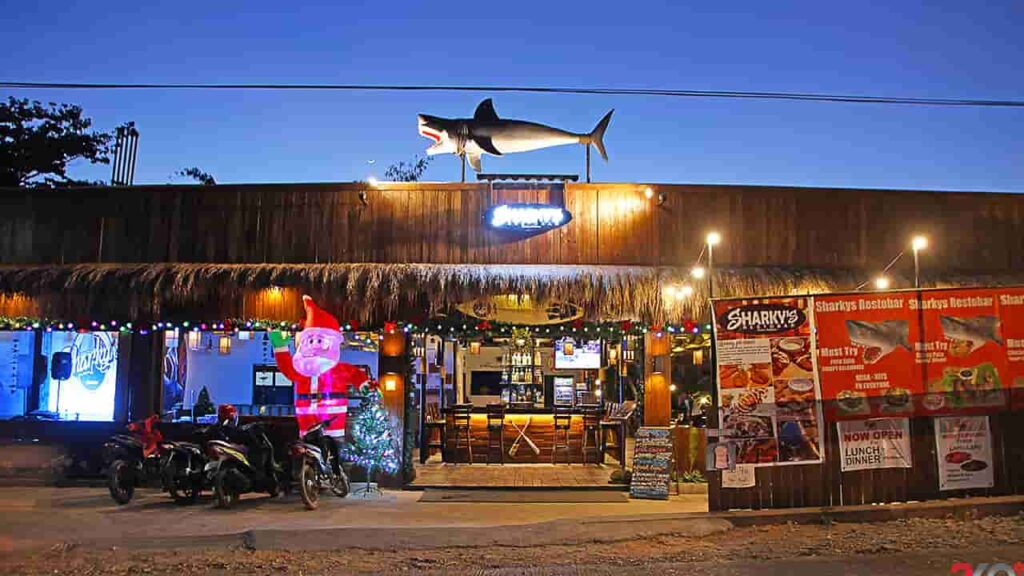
[2,1,1022,191]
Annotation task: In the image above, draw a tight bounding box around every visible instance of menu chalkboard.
[630,427,673,500]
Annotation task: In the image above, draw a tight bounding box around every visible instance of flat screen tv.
[554,338,602,370]
[470,370,502,396]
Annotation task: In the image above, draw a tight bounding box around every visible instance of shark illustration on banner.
[418,99,613,172]
[270,296,372,438]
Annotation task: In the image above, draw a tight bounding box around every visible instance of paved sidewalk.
[0,486,710,552]
[2,486,1021,555]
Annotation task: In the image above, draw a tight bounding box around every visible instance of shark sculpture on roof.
[417,99,613,172]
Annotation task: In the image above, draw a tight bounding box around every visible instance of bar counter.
[441,404,602,464]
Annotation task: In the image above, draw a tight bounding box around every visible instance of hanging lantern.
[381,372,401,392]
[186,331,202,351]
[469,341,482,355]
[218,335,232,355]
[607,345,618,364]
[692,348,704,366]
[381,332,405,357]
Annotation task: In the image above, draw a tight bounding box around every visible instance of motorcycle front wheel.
[330,469,350,498]
[299,461,320,510]
[213,469,240,509]
[107,459,135,505]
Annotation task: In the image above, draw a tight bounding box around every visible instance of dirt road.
[3,514,1023,575]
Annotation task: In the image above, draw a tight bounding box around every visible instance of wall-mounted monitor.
[554,338,602,370]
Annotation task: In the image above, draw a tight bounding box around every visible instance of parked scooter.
[105,415,163,505]
[292,416,350,510]
[104,414,211,505]
[206,419,288,508]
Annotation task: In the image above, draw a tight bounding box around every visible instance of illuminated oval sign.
[456,294,582,325]
[485,203,572,231]
[717,303,806,335]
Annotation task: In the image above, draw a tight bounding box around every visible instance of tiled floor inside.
[410,438,635,488]
[410,462,620,488]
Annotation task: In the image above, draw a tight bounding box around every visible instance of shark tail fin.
[589,110,614,161]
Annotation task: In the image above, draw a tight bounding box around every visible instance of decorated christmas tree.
[193,386,215,417]
[342,383,399,492]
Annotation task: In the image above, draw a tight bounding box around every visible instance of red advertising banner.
[814,293,922,420]
[997,287,1024,410]
[913,289,1008,416]
[713,297,825,467]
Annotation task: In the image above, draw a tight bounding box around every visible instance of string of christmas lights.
[0,316,714,338]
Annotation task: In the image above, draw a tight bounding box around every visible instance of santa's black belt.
[296,393,348,401]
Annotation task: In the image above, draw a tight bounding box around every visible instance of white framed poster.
[934,416,994,491]
[721,465,756,488]
[837,418,912,472]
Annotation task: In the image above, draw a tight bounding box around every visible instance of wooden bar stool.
[551,406,573,464]
[581,408,603,465]
[485,403,506,464]
[451,405,473,465]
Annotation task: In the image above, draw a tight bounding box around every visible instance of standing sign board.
[629,427,673,500]
[935,416,994,491]
[713,297,826,466]
[837,418,912,472]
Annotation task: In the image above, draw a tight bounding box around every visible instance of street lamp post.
[912,235,928,289]
[706,231,721,299]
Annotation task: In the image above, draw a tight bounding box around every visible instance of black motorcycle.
[105,416,210,505]
[206,421,287,508]
[291,416,350,510]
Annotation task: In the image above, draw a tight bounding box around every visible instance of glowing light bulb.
[690,266,706,279]
[874,276,891,290]
[912,235,928,251]
[706,231,722,246]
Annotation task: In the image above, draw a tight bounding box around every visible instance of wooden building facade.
[1,180,1023,506]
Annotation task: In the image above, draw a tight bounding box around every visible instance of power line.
[2,81,1023,108]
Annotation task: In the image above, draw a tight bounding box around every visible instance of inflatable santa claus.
[269,295,370,438]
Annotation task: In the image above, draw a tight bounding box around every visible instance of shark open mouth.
[418,125,442,143]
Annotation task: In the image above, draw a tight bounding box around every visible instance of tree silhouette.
[0,97,113,187]
[384,156,433,182]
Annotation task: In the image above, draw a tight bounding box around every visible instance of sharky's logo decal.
[718,303,807,335]
[71,332,118,390]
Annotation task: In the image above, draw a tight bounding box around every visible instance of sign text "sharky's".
[718,303,807,335]
[486,204,572,231]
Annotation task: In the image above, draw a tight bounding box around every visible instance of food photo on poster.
[713,297,824,466]
[814,293,921,420]
[912,289,1008,415]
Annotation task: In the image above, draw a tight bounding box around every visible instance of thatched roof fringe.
[2,263,1023,324]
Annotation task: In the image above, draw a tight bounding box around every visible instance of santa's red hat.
[302,295,341,331]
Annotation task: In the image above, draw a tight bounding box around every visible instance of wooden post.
[643,331,671,426]
[585,145,591,183]
[378,332,408,487]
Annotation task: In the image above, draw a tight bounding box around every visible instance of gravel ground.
[3,514,1023,575]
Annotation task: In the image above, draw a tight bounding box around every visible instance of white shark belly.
[491,134,579,154]
[478,122,581,155]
